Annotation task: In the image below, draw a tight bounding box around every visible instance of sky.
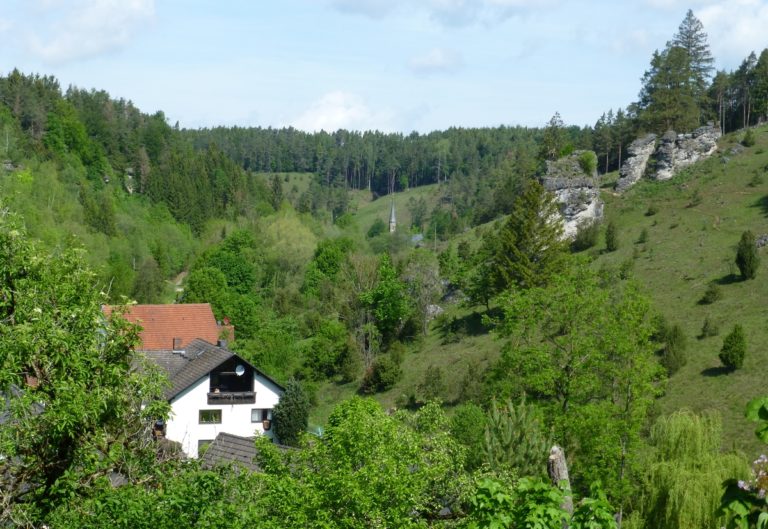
[1,0,766,133]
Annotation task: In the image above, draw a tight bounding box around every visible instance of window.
[199,409,222,424]
[251,408,271,423]
[198,439,214,455]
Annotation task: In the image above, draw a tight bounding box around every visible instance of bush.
[660,323,687,375]
[748,172,764,187]
[736,230,759,280]
[637,228,649,244]
[417,365,446,401]
[699,283,723,305]
[578,151,598,175]
[571,219,600,252]
[360,355,402,394]
[272,378,310,446]
[700,316,719,338]
[646,204,659,216]
[605,220,619,252]
[742,128,756,147]
[719,324,746,370]
[367,218,387,238]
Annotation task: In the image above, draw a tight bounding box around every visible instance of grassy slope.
[315,126,768,456]
[596,125,768,454]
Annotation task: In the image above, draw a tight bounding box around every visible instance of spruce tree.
[494,180,567,290]
[735,230,759,280]
[605,220,619,252]
[671,9,715,100]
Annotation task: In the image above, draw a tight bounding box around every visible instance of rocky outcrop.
[616,124,721,191]
[542,151,604,238]
[615,134,656,191]
[654,125,720,180]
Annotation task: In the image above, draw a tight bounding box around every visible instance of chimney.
[217,339,228,349]
[172,337,182,351]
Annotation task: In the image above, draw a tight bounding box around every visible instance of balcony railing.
[207,391,255,405]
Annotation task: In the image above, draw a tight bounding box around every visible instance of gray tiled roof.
[201,432,259,471]
[166,339,233,400]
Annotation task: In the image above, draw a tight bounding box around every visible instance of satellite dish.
[235,364,245,377]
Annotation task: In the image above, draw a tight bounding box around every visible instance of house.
[103,304,282,458]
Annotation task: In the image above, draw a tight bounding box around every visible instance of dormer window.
[207,356,255,404]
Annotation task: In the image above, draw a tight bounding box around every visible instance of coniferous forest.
[3,8,768,529]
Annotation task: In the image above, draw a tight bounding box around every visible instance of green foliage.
[0,210,169,525]
[407,196,428,230]
[743,128,757,147]
[417,364,446,401]
[720,324,747,370]
[637,228,649,244]
[451,403,487,471]
[605,220,619,252]
[493,180,567,291]
[700,316,720,338]
[572,219,601,252]
[578,150,598,176]
[302,318,351,380]
[659,322,688,375]
[360,254,411,342]
[483,398,549,477]
[272,378,310,446]
[360,355,401,394]
[736,230,760,280]
[302,237,354,297]
[700,282,723,304]
[637,410,749,529]
[488,261,663,504]
[646,204,659,216]
[366,217,387,238]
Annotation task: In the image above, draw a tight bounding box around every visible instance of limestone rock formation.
[615,134,656,191]
[542,151,604,238]
[654,125,720,181]
[616,124,721,191]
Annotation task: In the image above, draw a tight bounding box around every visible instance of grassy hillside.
[595,125,768,453]
[314,126,768,455]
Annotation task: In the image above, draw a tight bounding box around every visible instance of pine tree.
[540,112,566,161]
[735,230,759,280]
[639,46,700,133]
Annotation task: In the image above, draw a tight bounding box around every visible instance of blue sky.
[1,0,766,132]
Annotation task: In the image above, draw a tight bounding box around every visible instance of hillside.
[596,124,768,453]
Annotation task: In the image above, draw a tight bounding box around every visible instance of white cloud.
[409,47,463,74]
[330,0,556,26]
[291,91,394,132]
[696,0,768,65]
[330,0,400,18]
[26,0,155,63]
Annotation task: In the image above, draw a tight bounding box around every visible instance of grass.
[595,124,768,454]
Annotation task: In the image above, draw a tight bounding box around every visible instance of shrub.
[272,378,310,446]
[646,204,659,216]
[660,323,687,375]
[700,283,723,305]
[571,219,600,252]
[578,150,598,175]
[417,365,446,401]
[742,128,756,147]
[367,218,387,238]
[719,324,746,370]
[700,316,719,338]
[605,220,619,252]
[748,172,764,187]
[736,230,759,280]
[360,355,401,394]
[637,228,649,244]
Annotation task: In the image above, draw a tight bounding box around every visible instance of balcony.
[207,391,255,405]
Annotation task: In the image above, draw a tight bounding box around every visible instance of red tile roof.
[103,304,224,351]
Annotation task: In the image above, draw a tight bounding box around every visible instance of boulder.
[615,134,656,191]
[653,125,720,181]
[542,151,604,238]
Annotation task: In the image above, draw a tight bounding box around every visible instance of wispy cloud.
[25,0,155,64]
[329,0,557,27]
[697,0,768,65]
[291,91,394,132]
[409,47,463,75]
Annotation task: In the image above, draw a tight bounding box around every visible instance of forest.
[2,8,768,529]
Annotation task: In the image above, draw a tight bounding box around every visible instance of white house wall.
[165,373,282,458]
